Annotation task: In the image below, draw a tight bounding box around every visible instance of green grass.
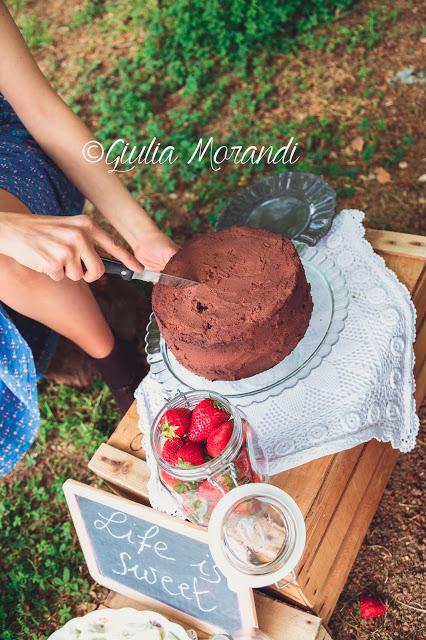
[300,7,400,52]
[55,0,415,238]
[8,1,52,49]
[2,0,423,636]
[0,381,118,640]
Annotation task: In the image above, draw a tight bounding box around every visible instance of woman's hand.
[133,228,179,271]
[0,212,143,282]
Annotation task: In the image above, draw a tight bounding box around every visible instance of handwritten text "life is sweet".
[94,510,222,613]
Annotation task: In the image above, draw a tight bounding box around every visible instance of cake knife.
[101,257,198,288]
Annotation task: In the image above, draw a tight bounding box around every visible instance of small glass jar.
[208,483,306,592]
[151,391,268,526]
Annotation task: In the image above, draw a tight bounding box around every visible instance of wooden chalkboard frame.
[63,480,257,634]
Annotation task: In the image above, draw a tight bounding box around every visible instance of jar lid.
[208,484,306,589]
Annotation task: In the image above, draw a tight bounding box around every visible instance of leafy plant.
[0,381,116,640]
[70,0,107,29]
[144,0,356,90]
[13,13,52,49]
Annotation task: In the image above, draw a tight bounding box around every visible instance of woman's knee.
[0,192,36,291]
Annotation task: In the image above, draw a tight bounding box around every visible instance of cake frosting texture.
[152,226,313,381]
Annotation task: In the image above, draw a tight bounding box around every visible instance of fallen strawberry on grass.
[359,595,387,620]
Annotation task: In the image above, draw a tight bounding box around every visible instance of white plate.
[48,607,191,640]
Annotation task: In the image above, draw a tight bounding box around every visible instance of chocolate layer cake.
[152,226,313,381]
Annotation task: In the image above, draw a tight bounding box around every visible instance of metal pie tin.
[216,172,336,245]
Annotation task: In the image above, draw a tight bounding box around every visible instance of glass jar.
[151,391,268,526]
[207,483,306,591]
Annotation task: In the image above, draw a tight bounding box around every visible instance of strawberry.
[161,437,184,465]
[360,596,387,620]
[188,398,230,442]
[206,420,234,457]
[197,470,235,502]
[176,441,205,466]
[159,469,180,489]
[159,408,191,439]
[160,470,200,495]
[235,447,254,482]
[197,479,225,503]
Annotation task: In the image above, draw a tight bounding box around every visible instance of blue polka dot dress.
[0,94,85,475]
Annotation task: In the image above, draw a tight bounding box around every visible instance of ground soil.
[328,406,425,639]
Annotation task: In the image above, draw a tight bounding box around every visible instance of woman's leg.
[0,189,113,358]
[0,189,144,416]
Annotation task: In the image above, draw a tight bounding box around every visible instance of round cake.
[152,226,313,381]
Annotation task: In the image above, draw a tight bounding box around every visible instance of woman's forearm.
[0,1,158,249]
[22,92,159,247]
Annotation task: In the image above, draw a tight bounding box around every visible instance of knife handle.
[101,257,134,281]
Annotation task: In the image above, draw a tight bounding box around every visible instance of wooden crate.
[104,591,333,640]
[89,229,426,623]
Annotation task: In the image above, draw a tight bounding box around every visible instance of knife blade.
[101,257,198,288]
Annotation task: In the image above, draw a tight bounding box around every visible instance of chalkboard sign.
[63,480,256,634]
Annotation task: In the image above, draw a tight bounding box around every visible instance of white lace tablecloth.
[135,210,419,517]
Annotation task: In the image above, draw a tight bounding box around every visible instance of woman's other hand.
[133,228,179,271]
[0,212,143,282]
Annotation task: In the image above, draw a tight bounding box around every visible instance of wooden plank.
[269,446,364,601]
[316,443,399,622]
[415,359,426,410]
[413,264,426,408]
[374,253,424,292]
[108,402,146,460]
[105,590,325,640]
[412,266,426,330]
[315,626,334,640]
[271,455,334,517]
[275,445,364,520]
[414,314,426,401]
[296,440,386,605]
[255,591,322,640]
[302,446,365,541]
[270,578,313,609]
[365,230,425,303]
[88,443,150,503]
[365,229,426,260]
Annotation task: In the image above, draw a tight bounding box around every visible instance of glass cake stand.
[145,245,349,407]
